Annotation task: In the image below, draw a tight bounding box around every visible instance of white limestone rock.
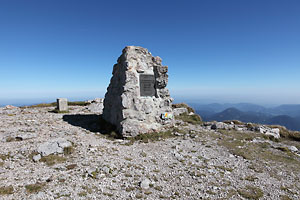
[173,107,188,116]
[288,146,298,152]
[33,154,41,162]
[37,138,72,156]
[258,126,280,139]
[140,178,151,190]
[211,122,230,130]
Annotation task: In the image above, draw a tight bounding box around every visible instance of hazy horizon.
[0,93,298,108]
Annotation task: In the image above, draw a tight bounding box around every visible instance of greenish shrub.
[25,183,45,193]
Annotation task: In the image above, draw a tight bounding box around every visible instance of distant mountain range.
[192,103,300,131]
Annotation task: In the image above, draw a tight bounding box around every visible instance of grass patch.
[238,185,263,199]
[66,164,77,170]
[0,186,14,195]
[223,120,244,125]
[154,186,163,191]
[175,112,202,125]
[78,191,87,197]
[215,165,233,172]
[25,182,45,193]
[23,102,57,108]
[218,130,300,173]
[40,155,67,166]
[63,146,74,155]
[0,153,11,161]
[135,193,143,199]
[5,137,15,142]
[126,130,175,145]
[276,146,291,152]
[103,192,113,197]
[49,109,69,113]
[68,101,90,106]
[268,125,300,141]
[244,175,258,182]
[172,103,195,113]
[280,195,292,200]
[23,101,90,108]
[140,152,147,157]
[248,164,264,173]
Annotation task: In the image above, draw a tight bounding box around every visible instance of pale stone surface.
[57,98,68,111]
[87,99,104,114]
[140,178,151,190]
[33,154,41,162]
[37,138,72,156]
[173,107,188,116]
[288,146,298,152]
[103,46,174,137]
[0,104,299,199]
[258,126,280,139]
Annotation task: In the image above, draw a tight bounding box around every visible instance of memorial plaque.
[140,74,156,96]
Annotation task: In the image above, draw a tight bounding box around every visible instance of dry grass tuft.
[63,146,74,155]
[218,130,300,173]
[126,130,175,145]
[25,183,45,193]
[237,185,263,199]
[223,120,244,125]
[22,101,90,108]
[40,155,67,166]
[175,112,202,125]
[268,125,300,141]
[0,186,14,195]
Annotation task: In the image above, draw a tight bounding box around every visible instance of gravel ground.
[0,105,299,199]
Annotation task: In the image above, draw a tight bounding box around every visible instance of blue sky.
[0,0,299,105]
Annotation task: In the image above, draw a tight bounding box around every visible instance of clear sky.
[0,0,299,106]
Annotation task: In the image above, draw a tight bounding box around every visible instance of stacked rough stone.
[103,46,174,137]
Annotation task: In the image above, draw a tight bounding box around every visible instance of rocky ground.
[0,103,300,199]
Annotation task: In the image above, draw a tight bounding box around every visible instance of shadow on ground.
[63,114,120,138]
[63,114,102,133]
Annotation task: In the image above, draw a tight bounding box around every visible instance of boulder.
[37,138,72,157]
[288,146,298,152]
[211,122,230,130]
[258,126,280,139]
[173,107,188,116]
[140,178,151,190]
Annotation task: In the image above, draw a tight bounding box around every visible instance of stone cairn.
[103,46,174,137]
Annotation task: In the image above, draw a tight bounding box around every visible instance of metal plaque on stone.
[140,74,156,96]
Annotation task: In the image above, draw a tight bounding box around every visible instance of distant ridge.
[198,107,300,131]
[194,103,300,131]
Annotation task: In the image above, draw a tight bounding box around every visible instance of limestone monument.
[103,46,174,137]
[57,98,68,112]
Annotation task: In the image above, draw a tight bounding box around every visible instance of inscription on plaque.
[140,74,156,96]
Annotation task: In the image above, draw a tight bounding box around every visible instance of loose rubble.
[0,103,299,199]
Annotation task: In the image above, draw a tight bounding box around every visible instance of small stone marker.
[57,98,68,112]
[103,46,174,137]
